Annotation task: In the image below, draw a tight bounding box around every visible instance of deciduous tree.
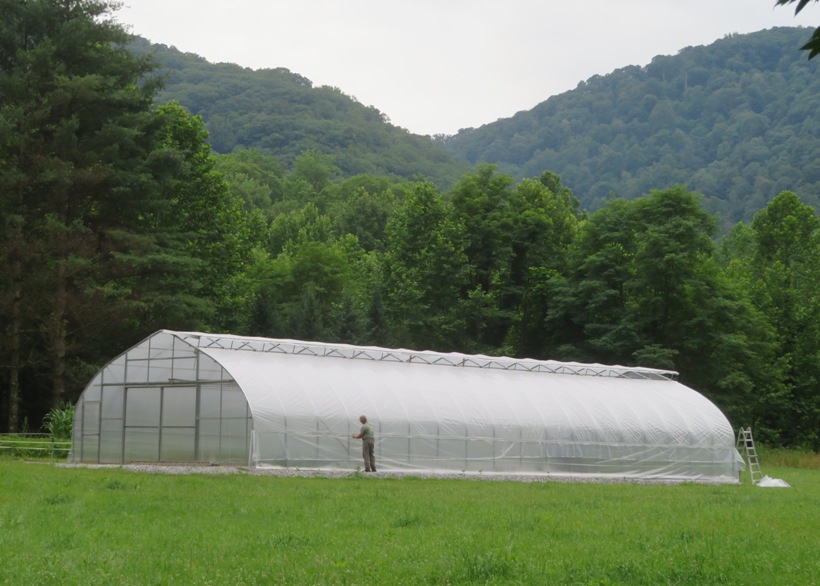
[748,191,820,447]
[382,181,469,350]
[542,187,776,426]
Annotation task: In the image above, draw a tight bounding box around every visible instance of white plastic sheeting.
[757,476,790,488]
[71,330,742,483]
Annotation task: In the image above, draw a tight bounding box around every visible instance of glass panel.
[174,335,196,357]
[222,386,248,418]
[101,386,124,420]
[125,360,149,384]
[83,380,102,402]
[162,387,196,427]
[198,354,225,381]
[160,428,196,462]
[125,387,161,427]
[197,419,221,463]
[82,401,100,434]
[148,359,173,384]
[124,428,159,462]
[102,357,126,384]
[219,424,250,464]
[199,384,222,418]
[100,419,123,464]
[79,434,99,463]
[149,332,176,359]
[172,357,198,382]
[129,342,150,360]
[221,417,249,442]
[222,417,250,459]
[71,402,83,447]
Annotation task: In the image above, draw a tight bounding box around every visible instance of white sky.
[117,0,817,136]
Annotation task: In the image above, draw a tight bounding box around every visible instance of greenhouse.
[69,330,743,483]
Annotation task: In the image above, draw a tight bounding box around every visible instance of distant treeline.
[210,152,820,450]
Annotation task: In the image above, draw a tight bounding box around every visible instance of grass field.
[1,460,818,585]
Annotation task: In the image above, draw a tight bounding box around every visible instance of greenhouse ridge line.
[171,331,678,381]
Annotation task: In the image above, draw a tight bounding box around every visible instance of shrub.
[43,403,75,440]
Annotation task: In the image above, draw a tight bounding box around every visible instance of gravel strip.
[58,463,729,484]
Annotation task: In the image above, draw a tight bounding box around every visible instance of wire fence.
[0,433,72,459]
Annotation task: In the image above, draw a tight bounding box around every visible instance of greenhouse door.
[123,385,197,463]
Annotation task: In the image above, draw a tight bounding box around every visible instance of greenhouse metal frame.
[70,330,742,483]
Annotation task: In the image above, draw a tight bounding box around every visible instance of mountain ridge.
[133,27,819,226]
[441,26,819,226]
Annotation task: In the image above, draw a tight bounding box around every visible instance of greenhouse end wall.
[70,331,252,465]
[71,331,743,483]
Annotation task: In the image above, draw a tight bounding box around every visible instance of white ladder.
[736,427,763,485]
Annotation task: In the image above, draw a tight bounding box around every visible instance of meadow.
[1,460,818,585]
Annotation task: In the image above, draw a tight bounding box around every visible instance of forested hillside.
[129,39,468,188]
[137,28,819,228]
[442,27,820,227]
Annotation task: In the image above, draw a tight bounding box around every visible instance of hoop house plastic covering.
[70,330,742,483]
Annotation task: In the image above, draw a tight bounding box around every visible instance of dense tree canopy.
[0,0,253,431]
[1,5,817,451]
[540,188,782,433]
[723,191,820,446]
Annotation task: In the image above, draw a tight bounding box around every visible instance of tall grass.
[1,461,818,585]
[758,446,820,470]
[42,403,75,440]
[0,435,71,460]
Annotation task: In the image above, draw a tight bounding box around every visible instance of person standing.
[352,415,376,472]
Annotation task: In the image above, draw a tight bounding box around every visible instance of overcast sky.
[118,0,817,136]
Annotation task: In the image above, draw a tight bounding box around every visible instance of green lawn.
[1,461,818,585]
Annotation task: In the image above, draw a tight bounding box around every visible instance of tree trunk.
[7,259,22,433]
[51,261,67,408]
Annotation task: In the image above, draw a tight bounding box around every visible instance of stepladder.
[736,427,763,484]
